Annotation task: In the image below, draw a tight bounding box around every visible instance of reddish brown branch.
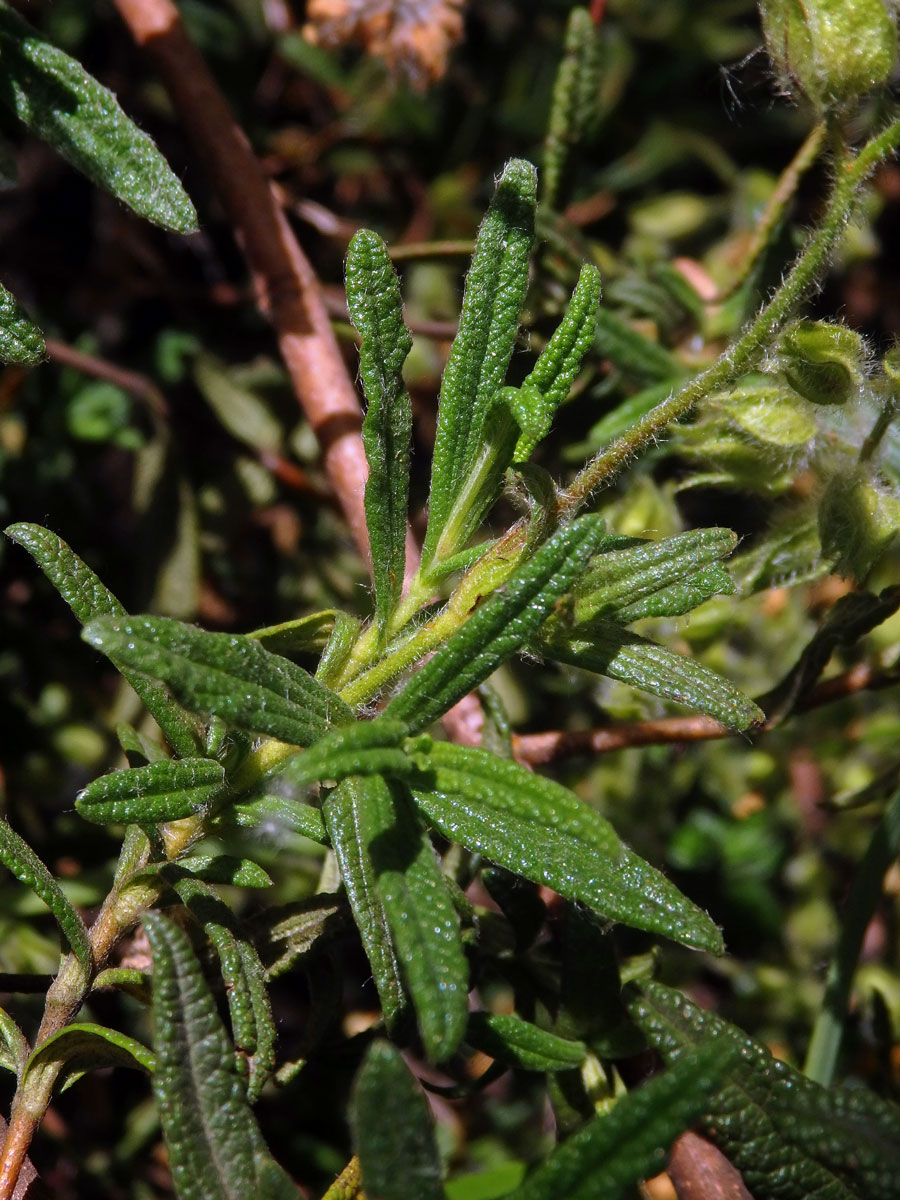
[667,1132,754,1200]
[111,0,419,573]
[512,661,895,765]
[44,338,169,419]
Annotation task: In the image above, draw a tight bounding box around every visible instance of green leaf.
[0,280,45,365]
[91,968,153,1004]
[322,777,405,1028]
[82,614,353,747]
[174,855,273,889]
[465,1012,586,1072]
[193,354,283,452]
[275,718,413,789]
[145,913,297,1198]
[365,777,469,1061]
[346,229,413,638]
[0,1005,29,1075]
[316,611,363,687]
[542,6,604,210]
[76,758,226,825]
[593,305,684,386]
[247,610,336,656]
[352,1040,443,1200]
[572,528,737,625]
[422,159,537,570]
[385,516,611,734]
[0,819,91,969]
[5,523,201,758]
[514,264,602,460]
[444,1163,527,1200]
[0,2,197,233]
[24,1023,155,1094]
[542,622,763,731]
[407,740,722,952]
[226,793,330,845]
[166,872,276,1103]
[248,896,351,980]
[629,980,900,1200]
[506,1044,735,1200]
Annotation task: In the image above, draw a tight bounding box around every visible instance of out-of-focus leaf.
[465,1012,586,1072]
[83,614,353,747]
[248,896,351,980]
[347,229,413,639]
[542,6,604,209]
[422,159,536,570]
[407,740,722,953]
[507,1043,736,1200]
[630,980,900,1200]
[0,280,45,365]
[193,354,283,453]
[0,2,197,232]
[76,758,225,825]
[144,914,296,1197]
[542,622,763,731]
[352,1040,443,1200]
[24,1022,155,1094]
[5,523,201,758]
[0,819,91,968]
[386,516,610,734]
[593,305,684,386]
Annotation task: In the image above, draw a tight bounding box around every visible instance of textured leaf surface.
[466,1012,586,1072]
[514,263,601,460]
[145,914,296,1199]
[544,622,763,731]
[352,1040,443,1200]
[0,280,45,365]
[422,159,536,568]
[174,855,272,889]
[507,1044,735,1200]
[226,793,329,845]
[0,819,91,968]
[275,718,412,789]
[630,981,900,1200]
[0,3,197,232]
[386,516,610,734]
[408,741,722,952]
[249,896,351,979]
[574,528,737,625]
[6,523,200,758]
[0,1005,28,1075]
[83,614,353,746]
[25,1022,155,1091]
[347,229,413,636]
[76,759,225,825]
[322,777,405,1027]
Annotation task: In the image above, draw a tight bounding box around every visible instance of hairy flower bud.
[778,320,865,406]
[819,470,900,580]
[761,0,897,110]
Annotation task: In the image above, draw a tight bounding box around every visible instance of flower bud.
[761,0,897,111]
[778,320,865,406]
[818,470,900,580]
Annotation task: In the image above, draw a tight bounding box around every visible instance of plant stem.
[558,112,900,517]
[803,787,900,1086]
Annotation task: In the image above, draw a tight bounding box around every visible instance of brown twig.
[512,661,895,765]
[667,1132,754,1200]
[43,338,169,419]
[111,0,419,575]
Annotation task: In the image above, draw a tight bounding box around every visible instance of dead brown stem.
[111,0,419,575]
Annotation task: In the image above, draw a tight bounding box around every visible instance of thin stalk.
[859,390,900,462]
[804,787,900,1086]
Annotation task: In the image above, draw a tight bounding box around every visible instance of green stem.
[803,787,900,1086]
[559,112,900,517]
[859,391,900,462]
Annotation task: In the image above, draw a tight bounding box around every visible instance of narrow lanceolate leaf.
[407,741,722,952]
[83,614,353,747]
[543,623,763,732]
[76,759,225,825]
[5,523,201,758]
[422,159,537,570]
[466,1013,586,1072]
[0,3,197,233]
[0,820,91,968]
[346,229,413,638]
[175,855,272,889]
[24,1023,155,1094]
[366,778,469,1061]
[322,777,405,1028]
[145,914,297,1200]
[249,896,351,980]
[167,872,276,1104]
[386,516,610,734]
[0,1005,29,1076]
[275,718,412,790]
[0,281,44,365]
[507,1044,736,1200]
[573,528,737,626]
[226,793,329,846]
[629,981,900,1200]
[352,1041,443,1200]
[514,264,602,460]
